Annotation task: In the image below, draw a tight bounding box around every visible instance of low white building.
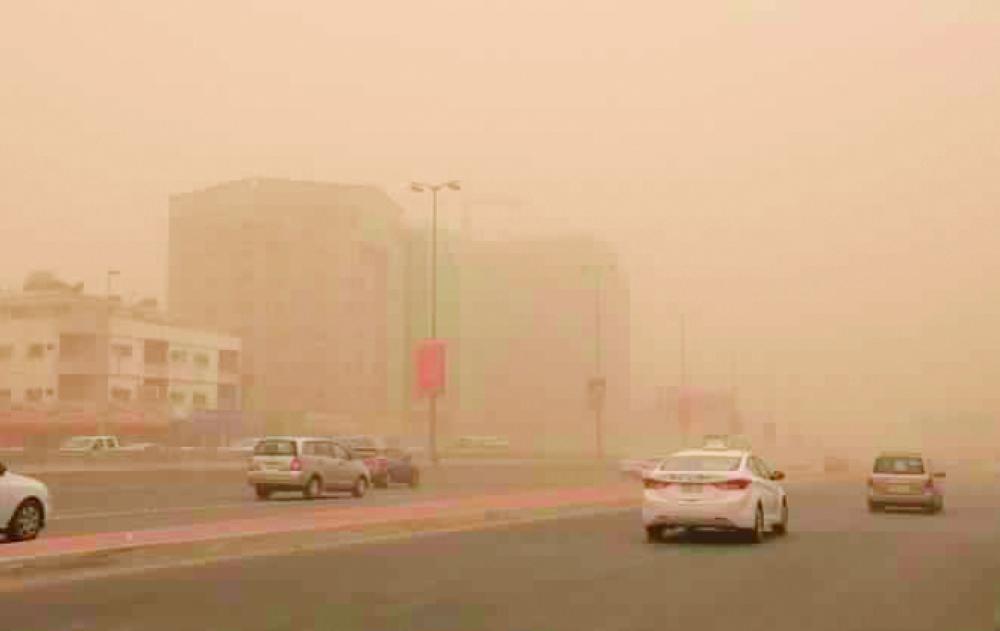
[0,287,241,443]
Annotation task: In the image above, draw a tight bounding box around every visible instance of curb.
[0,484,639,588]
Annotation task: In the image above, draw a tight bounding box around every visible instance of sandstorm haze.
[3,1,1000,448]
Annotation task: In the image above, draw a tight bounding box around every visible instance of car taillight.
[643,478,672,490]
[714,478,752,491]
[289,458,302,472]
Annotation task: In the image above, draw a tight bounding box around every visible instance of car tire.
[303,476,322,500]
[746,505,765,544]
[351,476,368,498]
[645,525,664,543]
[7,499,44,542]
[255,485,272,501]
[773,500,788,536]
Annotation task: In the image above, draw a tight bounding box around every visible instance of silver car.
[247,437,371,501]
[867,451,945,513]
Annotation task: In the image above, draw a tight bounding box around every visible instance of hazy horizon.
[4,1,1000,436]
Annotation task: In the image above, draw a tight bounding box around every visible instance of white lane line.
[50,491,418,522]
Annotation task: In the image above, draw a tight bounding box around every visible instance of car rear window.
[874,457,924,474]
[254,440,297,456]
[658,456,742,472]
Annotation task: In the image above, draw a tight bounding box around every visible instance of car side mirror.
[933,472,946,479]
[0,462,6,476]
[770,471,785,481]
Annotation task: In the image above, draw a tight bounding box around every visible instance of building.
[404,231,631,454]
[0,286,241,447]
[168,178,406,436]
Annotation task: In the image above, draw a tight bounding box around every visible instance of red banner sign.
[415,339,446,397]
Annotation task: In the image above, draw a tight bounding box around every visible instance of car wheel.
[7,499,44,542]
[773,500,789,535]
[746,505,764,544]
[255,485,272,501]
[303,476,322,500]
[351,476,368,498]
[645,525,664,543]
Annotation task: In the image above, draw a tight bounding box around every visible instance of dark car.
[338,436,420,489]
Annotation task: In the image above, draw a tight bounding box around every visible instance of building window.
[193,353,210,368]
[27,344,45,359]
[111,387,132,402]
[170,349,187,363]
[0,345,12,361]
[192,393,208,409]
[169,391,185,404]
[112,343,133,358]
[25,388,43,402]
[0,389,11,407]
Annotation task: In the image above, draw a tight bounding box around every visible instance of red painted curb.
[0,484,639,564]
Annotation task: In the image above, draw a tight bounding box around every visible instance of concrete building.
[0,287,241,446]
[168,178,406,436]
[404,231,631,455]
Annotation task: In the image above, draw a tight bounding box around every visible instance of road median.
[0,483,639,589]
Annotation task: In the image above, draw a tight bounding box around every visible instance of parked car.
[59,435,122,454]
[0,461,51,542]
[247,437,371,500]
[867,451,945,513]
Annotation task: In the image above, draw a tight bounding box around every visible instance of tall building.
[404,231,630,454]
[0,285,240,446]
[168,178,405,434]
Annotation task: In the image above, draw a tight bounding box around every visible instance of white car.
[0,462,51,541]
[642,447,788,543]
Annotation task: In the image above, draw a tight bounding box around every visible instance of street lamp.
[583,263,615,460]
[410,180,461,465]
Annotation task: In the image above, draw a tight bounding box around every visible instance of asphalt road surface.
[33,462,619,537]
[4,474,998,631]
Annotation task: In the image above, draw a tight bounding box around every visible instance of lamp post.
[410,180,461,465]
[584,263,615,460]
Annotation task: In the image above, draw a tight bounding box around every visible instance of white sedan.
[0,462,51,541]
[642,448,788,543]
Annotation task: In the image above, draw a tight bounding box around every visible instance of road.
[32,462,619,537]
[3,474,998,631]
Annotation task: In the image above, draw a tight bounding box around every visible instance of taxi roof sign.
[701,434,751,450]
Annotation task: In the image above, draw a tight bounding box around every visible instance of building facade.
[168,178,406,435]
[404,232,631,455]
[0,289,241,446]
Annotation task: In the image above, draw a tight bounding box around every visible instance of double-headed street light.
[410,180,461,465]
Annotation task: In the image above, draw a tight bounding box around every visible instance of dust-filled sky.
[3,1,1000,433]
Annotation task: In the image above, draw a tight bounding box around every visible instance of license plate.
[681,484,702,494]
[888,484,911,494]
